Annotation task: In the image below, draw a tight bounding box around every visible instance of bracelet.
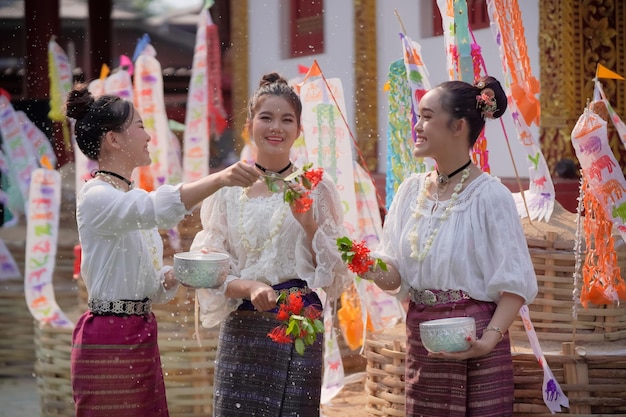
[484,326,504,342]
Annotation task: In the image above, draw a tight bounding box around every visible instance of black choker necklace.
[255,161,292,175]
[436,160,472,185]
[94,170,133,188]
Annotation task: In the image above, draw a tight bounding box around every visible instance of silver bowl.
[419,317,476,353]
[173,252,230,289]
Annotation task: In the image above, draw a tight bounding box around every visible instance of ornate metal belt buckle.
[423,290,437,305]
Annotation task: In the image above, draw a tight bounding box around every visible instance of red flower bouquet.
[267,290,324,355]
[336,236,387,275]
[263,163,324,213]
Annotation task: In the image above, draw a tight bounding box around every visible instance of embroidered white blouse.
[190,175,351,327]
[76,179,188,303]
[373,172,538,304]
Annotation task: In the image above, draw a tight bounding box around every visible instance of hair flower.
[267,290,324,355]
[263,163,323,213]
[476,87,498,119]
[336,236,387,275]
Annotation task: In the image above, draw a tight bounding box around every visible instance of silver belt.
[88,298,152,316]
[409,289,470,306]
[275,286,312,298]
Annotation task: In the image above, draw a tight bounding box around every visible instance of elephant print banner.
[572,107,626,242]
[24,168,72,328]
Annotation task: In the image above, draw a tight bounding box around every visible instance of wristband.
[484,325,504,342]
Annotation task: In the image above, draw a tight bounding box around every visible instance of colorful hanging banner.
[519,306,569,413]
[47,37,72,150]
[486,0,555,221]
[104,69,134,102]
[0,96,39,213]
[0,238,21,281]
[17,111,57,169]
[317,289,345,404]
[134,52,172,189]
[300,76,359,236]
[183,8,211,182]
[571,104,626,243]
[24,168,73,328]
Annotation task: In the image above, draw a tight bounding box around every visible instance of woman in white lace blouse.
[364,76,538,417]
[66,84,260,417]
[190,73,350,416]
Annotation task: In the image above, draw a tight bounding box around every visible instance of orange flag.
[596,63,625,80]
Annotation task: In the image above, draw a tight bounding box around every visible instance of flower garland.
[409,168,470,261]
[267,290,324,355]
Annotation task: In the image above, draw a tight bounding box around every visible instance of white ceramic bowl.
[173,252,230,289]
[419,317,476,353]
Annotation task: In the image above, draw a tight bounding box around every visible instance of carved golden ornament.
[353,0,378,172]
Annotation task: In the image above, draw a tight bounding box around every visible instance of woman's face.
[250,95,300,158]
[413,88,456,160]
[116,106,152,167]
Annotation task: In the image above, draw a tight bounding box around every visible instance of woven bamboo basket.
[34,318,76,417]
[0,238,79,377]
[364,324,406,417]
[511,202,626,343]
[154,285,219,417]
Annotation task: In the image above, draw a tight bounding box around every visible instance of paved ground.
[0,373,373,417]
[0,376,41,417]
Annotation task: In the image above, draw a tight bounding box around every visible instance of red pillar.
[24,0,74,168]
[24,0,59,99]
[87,0,113,80]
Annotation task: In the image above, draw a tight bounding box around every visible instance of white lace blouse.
[373,172,538,304]
[76,179,188,304]
[190,175,351,327]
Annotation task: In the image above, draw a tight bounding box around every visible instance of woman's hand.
[163,269,178,290]
[248,281,278,312]
[428,331,500,360]
[217,160,261,188]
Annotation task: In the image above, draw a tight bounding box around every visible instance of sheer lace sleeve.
[295,175,351,300]
[190,188,242,326]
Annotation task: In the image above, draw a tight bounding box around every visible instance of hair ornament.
[476,87,498,119]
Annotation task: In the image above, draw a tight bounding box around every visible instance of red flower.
[293,193,313,213]
[266,289,325,355]
[303,168,324,188]
[268,326,292,344]
[336,236,387,276]
[276,305,290,321]
[286,292,304,314]
[262,163,323,214]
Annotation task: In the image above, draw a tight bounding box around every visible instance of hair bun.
[259,72,288,88]
[473,76,507,119]
[65,85,95,120]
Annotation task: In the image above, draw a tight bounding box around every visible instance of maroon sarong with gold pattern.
[71,311,169,417]
[405,299,514,417]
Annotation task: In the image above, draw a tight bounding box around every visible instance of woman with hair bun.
[190,72,350,416]
[67,83,260,417]
[364,76,538,416]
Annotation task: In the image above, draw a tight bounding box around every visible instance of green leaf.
[313,319,324,333]
[375,258,388,272]
[305,333,315,345]
[287,320,299,336]
[295,338,305,355]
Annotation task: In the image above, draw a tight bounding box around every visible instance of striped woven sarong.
[71,311,169,417]
[405,299,514,417]
[213,281,322,417]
